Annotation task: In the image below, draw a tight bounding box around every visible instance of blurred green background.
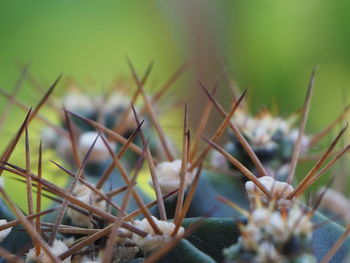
[0,0,350,207]
[1,1,349,126]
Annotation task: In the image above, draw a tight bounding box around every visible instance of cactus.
[0,65,349,263]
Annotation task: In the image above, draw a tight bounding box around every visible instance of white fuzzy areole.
[233,110,310,151]
[78,132,116,163]
[267,212,286,238]
[62,237,75,248]
[104,92,138,133]
[62,93,93,114]
[233,110,290,145]
[241,205,313,255]
[25,239,71,263]
[67,184,106,227]
[210,150,229,172]
[132,216,184,252]
[41,127,58,150]
[245,176,294,209]
[56,136,73,162]
[151,160,196,195]
[287,206,313,238]
[105,92,130,112]
[256,241,281,263]
[0,219,11,242]
[251,208,270,228]
[289,129,310,153]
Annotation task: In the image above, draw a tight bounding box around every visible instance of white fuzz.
[245,176,294,209]
[233,110,310,150]
[243,224,261,249]
[62,93,93,114]
[41,127,58,149]
[257,241,280,263]
[56,136,73,161]
[289,129,310,153]
[0,219,11,242]
[105,92,130,112]
[78,132,116,163]
[266,212,287,241]
[67,184,106,227]
[62,237,76,247]
[105,92,138,132]
[251,208,270,227]
[233,110,290,145]
[210,150,229,171]
[25,239,71,263]
[244,205,313,243]
[132,216,184,252]
[150,160,196,195]
[241,204,313,259]
[287,206,313,238]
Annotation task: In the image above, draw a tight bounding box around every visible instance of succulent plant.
[0,64,349,263]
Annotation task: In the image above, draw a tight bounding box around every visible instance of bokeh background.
[0,0,349,207]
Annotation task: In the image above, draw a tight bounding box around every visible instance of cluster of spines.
[0,63,348,263]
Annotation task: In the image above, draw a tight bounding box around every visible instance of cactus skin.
[157,239,216,263]
[182,217,242,262]
[312,211,350,262]
[154,170,246,219]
